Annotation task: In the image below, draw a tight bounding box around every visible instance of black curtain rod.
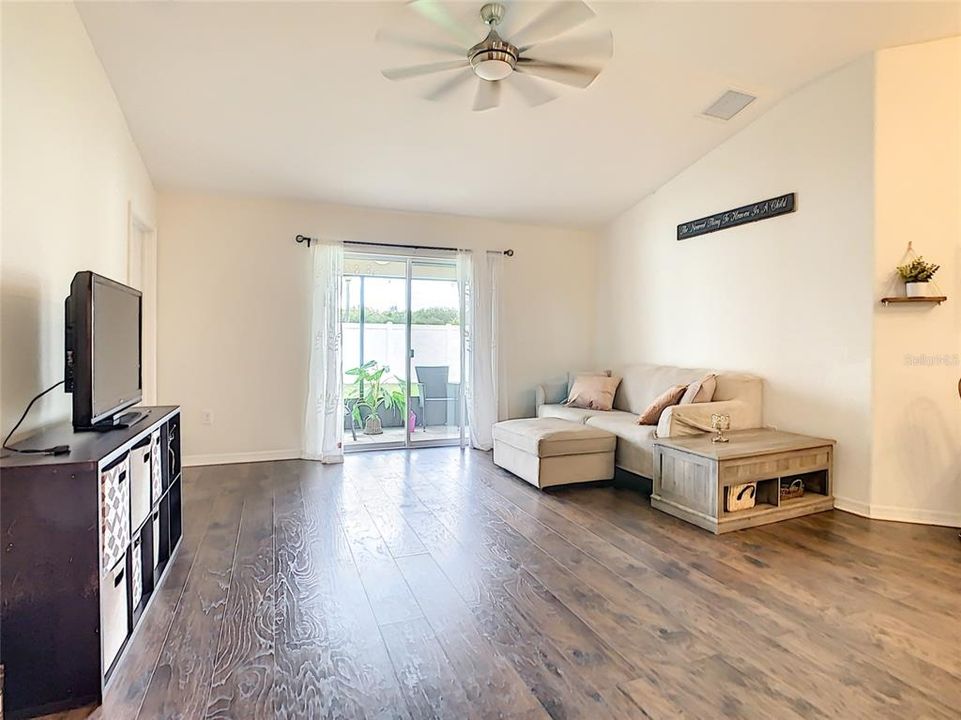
[295,235,513,257]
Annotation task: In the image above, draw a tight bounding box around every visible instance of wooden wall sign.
[677,193,796,240]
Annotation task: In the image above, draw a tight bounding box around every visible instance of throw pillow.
[636,384,687,425]
[680,373,717,405]
[565,374,622,411]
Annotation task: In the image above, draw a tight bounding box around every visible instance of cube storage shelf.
[0,406,182,719]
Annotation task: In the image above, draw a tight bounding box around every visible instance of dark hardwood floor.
[51,448,961,719]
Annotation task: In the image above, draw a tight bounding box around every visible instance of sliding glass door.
[408,259,465,447]
[342,251,466,450]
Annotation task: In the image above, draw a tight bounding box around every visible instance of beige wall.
[871,37,961,525]
[157,193,598,464]
[1,2,156,439]
[595,57,877,509]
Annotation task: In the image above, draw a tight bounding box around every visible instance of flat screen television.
[65,271,145,431]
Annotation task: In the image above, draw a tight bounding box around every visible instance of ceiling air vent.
[702,90,756,121]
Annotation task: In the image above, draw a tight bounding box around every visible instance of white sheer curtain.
[303,239,344,463]
[459,249,502,451]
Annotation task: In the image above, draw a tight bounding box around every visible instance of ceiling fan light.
[473,58,513,81]
[469,32,517,81]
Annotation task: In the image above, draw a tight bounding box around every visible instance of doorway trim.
[128,203,157,404]
[342,249,467,453]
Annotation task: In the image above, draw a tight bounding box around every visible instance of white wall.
[1,2,156,439]
[595,57,877,508]
[871,37,961,525]
[157,193,598,465]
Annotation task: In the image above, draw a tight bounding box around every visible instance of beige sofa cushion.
[612,364,712,414]
[537,404,608,423]
[714,372,763,408]
[636,384,686,424]
[680,373,717,404]
[535,370,612,414]
[585,413,657,478]
[566,374,622,411]
[657,398,762,439]
[493,418,616,458]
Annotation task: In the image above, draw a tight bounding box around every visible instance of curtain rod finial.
[296,234,315,248]
[504,249,514,257]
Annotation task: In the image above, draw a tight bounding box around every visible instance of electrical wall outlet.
[201,410,214,425]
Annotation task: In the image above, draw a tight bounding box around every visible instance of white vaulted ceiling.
[77,1,960,227]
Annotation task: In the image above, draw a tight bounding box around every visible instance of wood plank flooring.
[48,448,961,719]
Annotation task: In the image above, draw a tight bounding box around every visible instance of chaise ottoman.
[492,418,616,489]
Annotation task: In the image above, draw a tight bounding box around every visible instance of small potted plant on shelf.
[897,256,940,297]
[345,360,406,435]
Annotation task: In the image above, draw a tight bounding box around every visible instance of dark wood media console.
[0,406,182,718]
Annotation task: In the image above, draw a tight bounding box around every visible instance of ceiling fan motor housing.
[480,3,507,26]
[469,29,518,81]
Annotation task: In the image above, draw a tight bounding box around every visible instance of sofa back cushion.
[612,364,763,417]
[612,364,711,415]
[714,372,764,409]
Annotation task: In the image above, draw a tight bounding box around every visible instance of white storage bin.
[99,456,130,577]
[100,557,129,673]
[131,536,144,611]
[129,441,152,531]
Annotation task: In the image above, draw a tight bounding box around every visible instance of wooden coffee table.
[652,429,835,534]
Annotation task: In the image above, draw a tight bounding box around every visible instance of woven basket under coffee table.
[652,429,835,534]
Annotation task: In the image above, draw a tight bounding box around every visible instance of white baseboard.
[834,495,960,528]
[833,496,872,517]
[183,449,301,468]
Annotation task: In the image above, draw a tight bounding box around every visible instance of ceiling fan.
[378,0,613,111]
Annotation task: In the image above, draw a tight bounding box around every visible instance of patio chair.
[415,366,451,429]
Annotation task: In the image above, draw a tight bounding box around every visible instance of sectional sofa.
[535,364,764,481]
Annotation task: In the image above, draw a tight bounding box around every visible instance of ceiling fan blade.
[376,28,466,57]
[510,1,595,48]
[473,79,501,112]
[382,59,469,81]
[425,68,475,101]
[515,58,601,88]
[520,30,613,59]
[409,0,477,47]
[506,72,557,107]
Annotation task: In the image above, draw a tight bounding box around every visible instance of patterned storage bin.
[150,430,163,504]
[100,456,130,578]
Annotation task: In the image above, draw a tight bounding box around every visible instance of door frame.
[128,204,157,405]
[405,257,467,449]
[343,250,466,452]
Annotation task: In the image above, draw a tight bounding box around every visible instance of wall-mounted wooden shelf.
[880,296,947,306]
